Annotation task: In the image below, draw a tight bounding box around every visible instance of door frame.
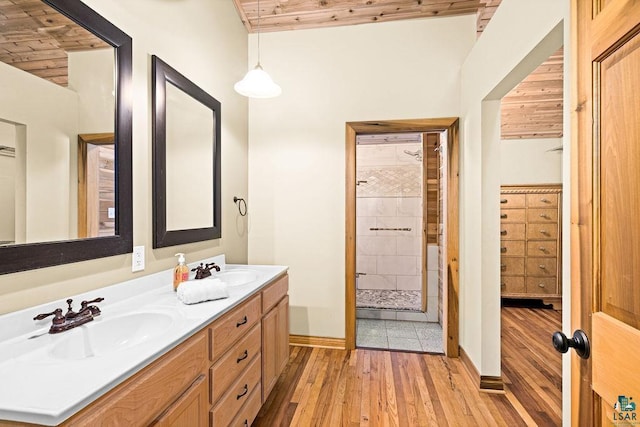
[345,118,460,355]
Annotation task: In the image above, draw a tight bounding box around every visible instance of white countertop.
[0,255,287,426]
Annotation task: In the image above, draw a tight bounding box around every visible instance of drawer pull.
[237,349,249,363]
[501,263,506,270]
[539,246,548,252]
[244,421,249,427]
[236,316,248,327]
[539,265,547,270]
[541,198,550,203]
[500,230,507,236]
[539,214,550,219]
[500,199,508,204]
[539,230,549,236]
[538,283,546,288]
[501,247,507,253]
[237,384,249,400]
[500,213,507,219]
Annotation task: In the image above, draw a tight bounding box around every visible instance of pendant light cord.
[257,0,261,65]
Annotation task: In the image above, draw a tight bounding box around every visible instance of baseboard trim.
[289,334,346,349]
[459,347,505,393]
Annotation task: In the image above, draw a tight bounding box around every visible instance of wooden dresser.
[500,185,562,309]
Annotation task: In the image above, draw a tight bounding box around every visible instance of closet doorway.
[345,118,460,356]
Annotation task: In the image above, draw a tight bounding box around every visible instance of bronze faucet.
[191,262,221,279]
[33,297,104,334]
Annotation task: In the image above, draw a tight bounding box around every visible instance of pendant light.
[234,0,281,98]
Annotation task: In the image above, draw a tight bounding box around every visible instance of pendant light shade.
[234,63,281,98]
[235,0,281,98]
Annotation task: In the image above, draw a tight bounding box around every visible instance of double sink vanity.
[0,255,289,426]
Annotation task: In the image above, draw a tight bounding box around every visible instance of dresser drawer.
[210,355,261,427]
[526,277,558,294]
[211,323,261,404]
[527,240,557,257]
[499,193,525,208]
[500,240,525,256]
[501,257,524,275]
[263,274,289,313]
[210,294,262,362]
[527,208,558,223]
[500,208,526,223]
[230,385,262,427]
[500,223,526,240]
[526,257,557,276]
[526,193,558,208]
[527,224,558,240]
[500,276,525,294]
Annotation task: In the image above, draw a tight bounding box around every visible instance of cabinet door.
[151,374,208,427]
[262,295,289,402]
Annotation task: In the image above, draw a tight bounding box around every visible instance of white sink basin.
[214,269,258,286]
[49,312,173,360]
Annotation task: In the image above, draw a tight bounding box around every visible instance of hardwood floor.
[254,307,562,426]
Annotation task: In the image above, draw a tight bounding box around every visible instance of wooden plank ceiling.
[0,0,109,87]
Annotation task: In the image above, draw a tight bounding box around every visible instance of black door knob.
[552,330,590,359]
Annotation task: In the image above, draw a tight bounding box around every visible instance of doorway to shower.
[353,131,445,353]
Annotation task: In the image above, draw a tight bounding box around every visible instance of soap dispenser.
[173,253,189,291]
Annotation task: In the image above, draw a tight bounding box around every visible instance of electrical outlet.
[132,245,145,272]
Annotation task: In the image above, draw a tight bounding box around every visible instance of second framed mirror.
[151,56,221,248]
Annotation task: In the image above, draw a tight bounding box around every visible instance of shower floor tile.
[356,319,443,353]
[356,289,421,311]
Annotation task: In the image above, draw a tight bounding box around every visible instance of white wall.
[459,0,568,378]
[500,138,563,184]
[0,0,249,314]
[247,16,476,338]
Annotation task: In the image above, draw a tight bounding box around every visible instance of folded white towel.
[177,278,229,305]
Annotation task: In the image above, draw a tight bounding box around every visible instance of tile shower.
[355,140,439,322]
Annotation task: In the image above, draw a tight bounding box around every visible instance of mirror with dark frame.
[0,0,132,275]
[151,55,221,248]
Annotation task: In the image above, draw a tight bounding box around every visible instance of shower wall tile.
[427,245,439,271]
[376,216,418,236]
[397,237,420,256]
[356,216,377,236]
[377,255,418,276]
[356,255,377,274]
[395,143,423,165]
[357,145,397,166]
[358,274,397,290]
[357,236,397,256]
[427,270,439,296]
[356,165,421,198]
[357,197,396,217]
[397,197,422,217]
[397,275,421,291]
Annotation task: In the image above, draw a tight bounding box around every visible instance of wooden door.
[573,0,640,425]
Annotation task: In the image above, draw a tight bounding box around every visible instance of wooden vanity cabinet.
[500,185,562,309]
[261,275,289,401]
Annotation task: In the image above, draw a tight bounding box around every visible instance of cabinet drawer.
[500,240,525,256]
[526,277,558,294]
[526,257,557,276]
[500,276,525,294]
[499,193,525,208]
[500,257,524,275]
[526,193,558,208]
[211,323,261,404]
[211,355,261,427]
[210,295,261,362]
[527,208,558,223]
[500,208,525,223]
[527,241,557,257]
[230,385,262,427]
[527,224,558,240]
[262,274,289,313]
[500,223,526,240]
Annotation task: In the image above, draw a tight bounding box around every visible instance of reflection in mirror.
[165,83,214,231]
[0,0,132,274]
[152,55,221,248]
